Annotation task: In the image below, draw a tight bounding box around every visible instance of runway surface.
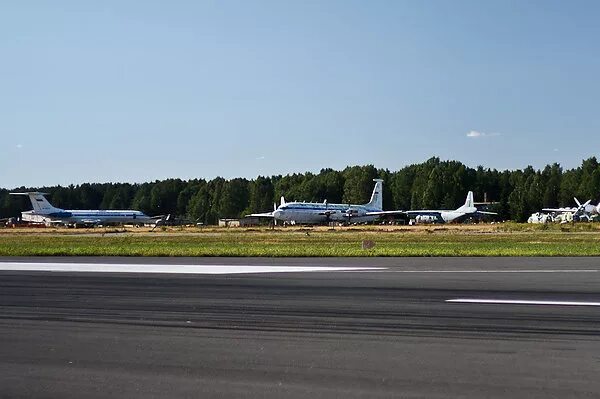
[1,257,600,398]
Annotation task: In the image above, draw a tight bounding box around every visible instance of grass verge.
[1,228,600,256]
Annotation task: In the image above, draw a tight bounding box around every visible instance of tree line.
[2,157,600,223]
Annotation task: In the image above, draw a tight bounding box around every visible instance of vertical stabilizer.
[457,191,475,212]
[10,192,62,214]
[366,179,384,210]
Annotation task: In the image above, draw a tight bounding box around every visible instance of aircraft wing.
[542,207,575,213]
[80,219,103,225]
[45,219,67,225]
[476,211,498,215]
[246,212,275,218]
[318,209,339,215]
[364,210,407,216]
[403,210,442,216]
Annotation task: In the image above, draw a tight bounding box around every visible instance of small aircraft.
[404,192,497,224]
[248,179,404,225]
[10,192,160,227]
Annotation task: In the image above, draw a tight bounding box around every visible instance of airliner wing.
[476,211,498,215]
[318,210,339,216]
[80,219,103,225]
[403,210,442,216]
[246,212,275,218]
[364,210,407,216]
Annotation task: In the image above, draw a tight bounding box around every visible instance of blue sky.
[1,0,599,188]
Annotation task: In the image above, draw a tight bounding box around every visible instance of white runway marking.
[0,262,386,275]
[388,270,599,273]
[446,299,600,306]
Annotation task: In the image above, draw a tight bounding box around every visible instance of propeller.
[570,197,591,222]
[321,199,336,225]
[151,214,171,231]
[574,197,592,214]
[345,205,354,225]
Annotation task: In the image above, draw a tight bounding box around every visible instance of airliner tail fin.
[457,191,475,212]
[366,179,384,210]
[9,192,62,214]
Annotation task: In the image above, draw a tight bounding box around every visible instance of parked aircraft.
[248,181,495,225]
[248,179,404,224]
[405,192,497,224]
[543,197,599,220]
[10,192,158,227]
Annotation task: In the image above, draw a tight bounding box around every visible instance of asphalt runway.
[1,257,600,398]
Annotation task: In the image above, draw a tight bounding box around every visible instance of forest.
[2,157,600,223]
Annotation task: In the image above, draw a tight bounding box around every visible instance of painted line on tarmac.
[384,269,599,273]
[446,299,600,306]
[0,262,386,275]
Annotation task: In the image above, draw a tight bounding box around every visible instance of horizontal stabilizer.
[10,192,61,214]
[9,192,49,196]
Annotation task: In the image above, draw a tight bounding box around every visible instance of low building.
[218,217,265,227]
[240,216,262,226]
[218,218,240,227]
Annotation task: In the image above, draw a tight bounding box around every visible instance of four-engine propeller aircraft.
[248,179,404,225]
[10,192,159,227]
[403,191,497,224]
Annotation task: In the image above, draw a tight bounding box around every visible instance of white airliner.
[10,192,157,227]
[403,191,497,224]
[248,179,404,224]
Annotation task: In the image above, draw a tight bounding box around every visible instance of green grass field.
[2,224,600,256]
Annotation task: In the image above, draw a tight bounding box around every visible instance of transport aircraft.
[10,192,159,227]
[248,179,404,224]
[404,192,498,224]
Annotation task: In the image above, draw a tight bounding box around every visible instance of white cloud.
[16,144,23,149]
[255,155,265,160]
[466,130,500,139]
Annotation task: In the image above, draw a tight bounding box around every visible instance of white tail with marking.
[456,191,475,212]
[9,192,62,214]
[366,179,384,210]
